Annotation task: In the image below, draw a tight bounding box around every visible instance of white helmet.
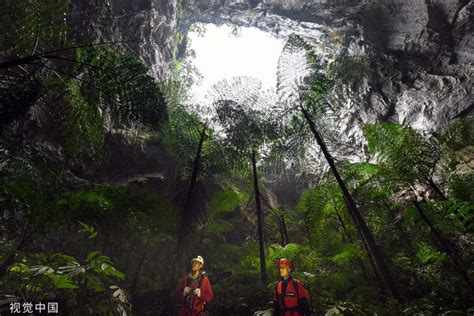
[191,255,204,266]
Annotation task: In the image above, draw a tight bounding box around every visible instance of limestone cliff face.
[1,0,181,183]
[69,0,180,80]
[181,0,473,133]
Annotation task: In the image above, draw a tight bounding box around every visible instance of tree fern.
[207,76,263,112]
[267,243,303,265]
[273,34,356,180]
[205,189,244,220]
[364,123,444,194]
[0,0,69,58]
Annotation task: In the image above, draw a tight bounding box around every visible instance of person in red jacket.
[176,255,213,316]
[273,258,311,316]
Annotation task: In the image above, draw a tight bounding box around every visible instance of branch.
[0,40,137,71]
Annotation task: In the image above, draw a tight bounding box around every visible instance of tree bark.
[281,214,290,246]
[252,149,267,282]
[413,201,474,293]
[301,106,403,302]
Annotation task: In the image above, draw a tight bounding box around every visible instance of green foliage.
[340,162,380,185]
[78,222,98,239]
[162,105,203,162]
[78,49,168,129]
[267,243,303,266]
[448,173,474,201]
[2,2,474,314]
[0,148,67,223]
[213,77,281,156]
[59,190,113,215]
[0,0,69,57]
[436,116,474,152]
[0,149,176,312]
[325,301,371,316]
[1,227,129,315]
[364,123,439,184]
[206,189,244,217]
[2,6,168,170]
[202,188,246,238]
[326,56,369,91]
[47,78,104,166]
[275,34,367,177]
[296,147,472,311]
[278,35,334,113]
[416,246,448,265]
[330,243,364,265]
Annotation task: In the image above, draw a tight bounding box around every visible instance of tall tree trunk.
[423,176,469,231]
[252,150,267,282]
[424,176,447,200]
[279,221,285,246]
[301,106,403,302]
[281,214,290,245]
[333,202,386,291]
[413,201,474,293]
[173,124,207,285]
[277,215,290,246]
[333,206,372,286]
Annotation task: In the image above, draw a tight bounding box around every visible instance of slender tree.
[412,199,474,293]
[164,104,238,287]
[274,34,403,301]
[252,149,267,282]
[259,193,290,246]
[211,77,281,282]
[174,123,207,275]
[364,123,471,230]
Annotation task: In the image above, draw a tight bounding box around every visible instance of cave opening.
[185,22,286,105]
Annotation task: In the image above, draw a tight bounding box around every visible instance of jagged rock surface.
[69,0,180,80]
[181,0,473,132]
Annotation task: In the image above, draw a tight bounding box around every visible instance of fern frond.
[207,76,263,111]
[363,123,443,187]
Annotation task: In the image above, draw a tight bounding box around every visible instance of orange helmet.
[276,258,292,269]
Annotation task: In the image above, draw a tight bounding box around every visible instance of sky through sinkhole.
[187,23,286,106]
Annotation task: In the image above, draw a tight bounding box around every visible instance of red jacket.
[176,272,213,316]
[273,278,310,316]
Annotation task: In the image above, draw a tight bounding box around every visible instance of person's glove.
[183,287,191,296]
[193,288,201,297]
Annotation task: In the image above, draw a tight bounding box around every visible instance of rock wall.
[1,0,182,184]
[69,0,180,80]
[181,0,473,132]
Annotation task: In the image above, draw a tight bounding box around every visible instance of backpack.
[277,279,301,313]
[184,272,207,313]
